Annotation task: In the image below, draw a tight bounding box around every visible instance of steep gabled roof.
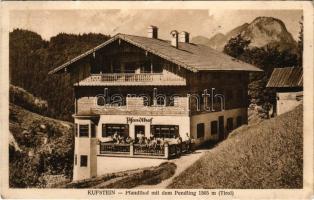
[49,33,262,74]
[266,67,303,88]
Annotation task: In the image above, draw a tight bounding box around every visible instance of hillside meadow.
[168,105,303,189]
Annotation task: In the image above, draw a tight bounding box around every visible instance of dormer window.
[140,60,152,73]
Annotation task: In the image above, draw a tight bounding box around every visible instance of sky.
[10,9,302,41]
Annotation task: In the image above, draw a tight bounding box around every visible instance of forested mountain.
[10,29,110,121]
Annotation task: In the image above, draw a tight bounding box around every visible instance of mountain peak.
[191,16,297,52]
[242,16,296,50]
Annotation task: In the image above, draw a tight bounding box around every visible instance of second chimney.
[148,25,158,39]
[170,30,179,48]
[179,31,190,43]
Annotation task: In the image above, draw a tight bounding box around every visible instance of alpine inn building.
[49,26,261,181]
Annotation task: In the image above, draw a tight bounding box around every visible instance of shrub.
[9,149,41,188]
[10,85,48,115]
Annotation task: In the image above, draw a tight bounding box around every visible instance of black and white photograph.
[0,1,313,199]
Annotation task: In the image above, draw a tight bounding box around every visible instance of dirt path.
[134,149,209,189]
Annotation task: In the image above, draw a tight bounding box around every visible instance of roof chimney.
[148,25,158,39]
[170,30,179,48]
[179,31,190,43]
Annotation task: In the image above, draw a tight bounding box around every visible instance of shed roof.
[266,67,303,88]
[49,33,262,74]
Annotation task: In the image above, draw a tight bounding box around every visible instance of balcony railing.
[99,143,130,155]
[76,73,186,86]
[98,141,190,159]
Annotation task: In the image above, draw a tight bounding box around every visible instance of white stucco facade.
[190,107,247,144]
[72,107,248,181]
[276,91,303,115]
[73,118,98,181]
[97,115,191,140]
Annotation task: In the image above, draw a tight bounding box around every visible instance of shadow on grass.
[56,162,177,189]
[197,140,219,150]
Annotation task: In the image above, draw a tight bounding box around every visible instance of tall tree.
[9,29,110,121]
[223,34,250,59]
[224,34,299,118]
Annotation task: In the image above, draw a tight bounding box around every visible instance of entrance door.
[218,116,224,140]
[134,125,145,138]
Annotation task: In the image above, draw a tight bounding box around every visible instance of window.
[236,116,243,128]
[211,121,218,135]
[227,118,233,132]
[140,60,152,73]
[74,154,77,166]
[155,96,166,106]
[91,123,96,138]
[124,62,136,73]
[112,60,121,73]
[80,155,88,167]
[151,125,179,138]
[96,96,106,106]
[152,62,163,73]
[79,124,89,137]
[102,124,129,137]
[197,123,205,138]
[74,123,78,137]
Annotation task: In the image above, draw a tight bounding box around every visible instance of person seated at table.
[138,136,145,145]
[175,136,182,156]
[115,134,124,144]
[166,135,176,144]
[137,131,144,143]
[144,137,150,146]
[185,132,192,152]
[149,135,155,142]
[125,136,133,144]
[115,136,121,144]
[119,135,126,144]
[150,135,155,141]
[157,137,165,148]
[149,137,158,150]
[177,136,182,144]
[134,137,139,144]
[113,132,119,143]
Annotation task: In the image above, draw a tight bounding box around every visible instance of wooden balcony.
[75,73,186,86]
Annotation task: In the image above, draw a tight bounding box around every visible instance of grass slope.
[10,84,48,115]
[54,162,176,189]
[9,103,74,187]
[168,105,303,189]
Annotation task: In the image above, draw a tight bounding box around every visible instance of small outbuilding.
[267,67,303,115]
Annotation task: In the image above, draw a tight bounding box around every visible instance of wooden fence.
[99,141,190,159]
